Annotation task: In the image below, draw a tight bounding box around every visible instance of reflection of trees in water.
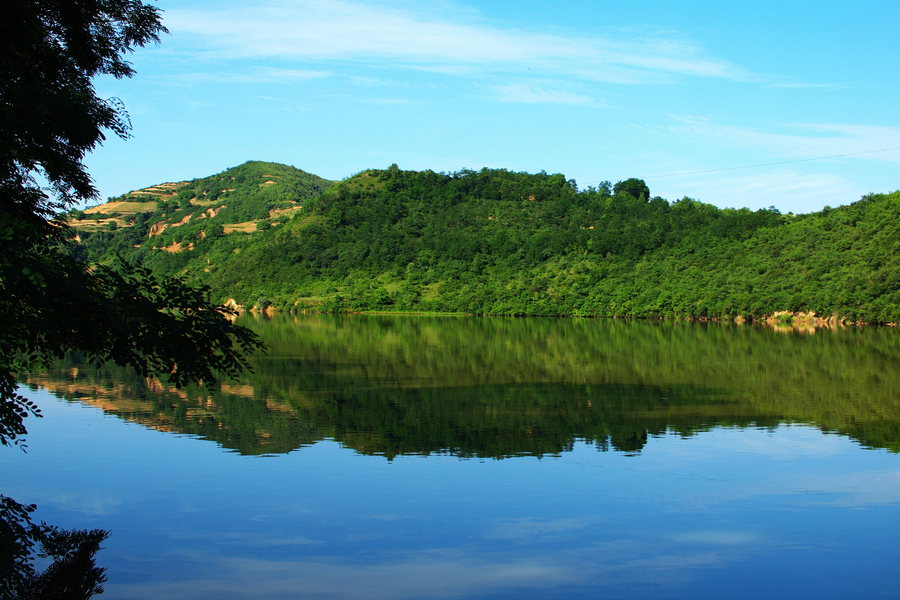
[18,365,790,460]
[24,315,900,457]
[0,495,108,599]
[310,382,772,459]
[258,314,900,454]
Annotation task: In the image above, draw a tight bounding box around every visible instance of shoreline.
[227,300,899,329]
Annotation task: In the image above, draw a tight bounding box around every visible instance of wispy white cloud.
[767,81,841,89]
[615,117,900,212]
[791,469,900,507]
[655,168,859,213]
[162,0,754,84]
[348,75,391,87]
[672,530,759,546]
[488,83,598,106]
[668,117,900,163]
[485,517,600,539]
[362,97,413,105]
[154,67,331,84]
[107,554,575,600]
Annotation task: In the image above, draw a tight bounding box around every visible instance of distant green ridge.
[73,163,900,323]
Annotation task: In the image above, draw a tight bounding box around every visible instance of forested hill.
[72,163,900,323]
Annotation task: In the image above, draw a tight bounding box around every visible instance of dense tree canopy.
[76,163,900,324]
[613,177,650,201]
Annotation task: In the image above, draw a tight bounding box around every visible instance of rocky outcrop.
[224,298,245,313]
[148,221,169,237]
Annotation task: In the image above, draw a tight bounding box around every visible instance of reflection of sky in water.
[3,388,899,599]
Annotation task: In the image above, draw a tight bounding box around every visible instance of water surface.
[5,315,900,598]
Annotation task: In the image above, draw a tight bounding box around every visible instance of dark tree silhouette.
[1,1,264,595]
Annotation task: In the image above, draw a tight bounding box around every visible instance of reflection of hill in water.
[25,365,323,455]
[24,315,900,457]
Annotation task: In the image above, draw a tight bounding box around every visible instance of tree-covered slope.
[74,163,900,323]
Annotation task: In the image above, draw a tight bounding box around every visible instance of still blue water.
[3,390,898,599]
[3,316,900,598]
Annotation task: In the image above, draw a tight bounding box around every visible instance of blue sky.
[85,0,900,214]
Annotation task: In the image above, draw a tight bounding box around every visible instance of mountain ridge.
[70,161,900,324]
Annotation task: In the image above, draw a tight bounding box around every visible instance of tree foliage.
[1,4,269,593]
[1,0,266,594]
[613,177,650,201]
[1,0,263,449]
[1,495,109,599]
[1,0,166,220]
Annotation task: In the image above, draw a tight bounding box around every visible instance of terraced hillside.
[71,160,336,257]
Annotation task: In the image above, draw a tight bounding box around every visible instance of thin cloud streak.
[163,0,756,84]
[151,67,331,84]
[489,83,598,106]
[655,168,860,213]
[669,117,900,164]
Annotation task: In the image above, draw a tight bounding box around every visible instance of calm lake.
[5,315,900,599]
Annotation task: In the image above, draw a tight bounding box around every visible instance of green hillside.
[73,163,900,323]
